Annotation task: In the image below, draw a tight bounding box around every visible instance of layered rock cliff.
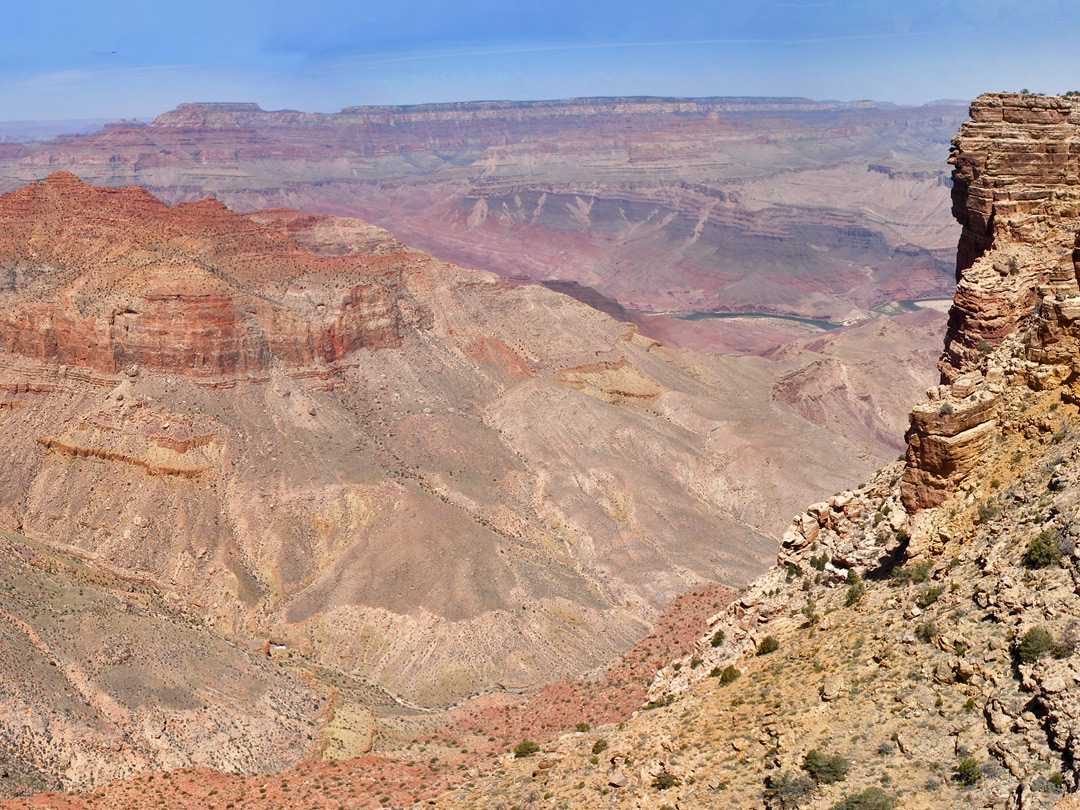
[0,98,963,334]
[0,173,408,378]
[943,93,1080,379]
[901,94,1080,510]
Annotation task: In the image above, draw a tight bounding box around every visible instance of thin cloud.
[317,30,943,73]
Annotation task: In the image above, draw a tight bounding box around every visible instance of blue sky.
[3,0,1080,120]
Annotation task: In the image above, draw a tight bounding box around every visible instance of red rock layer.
[0,173,407,376]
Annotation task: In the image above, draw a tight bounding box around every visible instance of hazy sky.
[4,0,1080,120]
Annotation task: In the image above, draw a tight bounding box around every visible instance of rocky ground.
[0,585,733,810]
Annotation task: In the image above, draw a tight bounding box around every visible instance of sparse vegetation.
[845,578,865,606]
[829,787,896,810]
[651,772,678,790]
[916,586,941,608]
[955,756,982,785]
[765,771,815,809]
[891,559,933,586]
[976,501,999,523]
[640,693,676,711]
[1016,627,1055,662]
[710,629,726,647]
[914,621,938,642]
[709,665,741,684]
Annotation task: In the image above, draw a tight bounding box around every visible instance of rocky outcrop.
[0,173,408,378]
[942,93,1080,379]
[905,93,1080,509]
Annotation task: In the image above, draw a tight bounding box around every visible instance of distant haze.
[3,0,1079,119]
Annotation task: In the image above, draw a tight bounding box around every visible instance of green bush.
[1025,530,1064,568]
[640,693,676,711]
[652,772,678,790]
[845,580,865,606]
[916,586,941,608]
[914,621,938,642]
[976,501,999,523]
[575,722,590,732]
[757,636,780,656]
[719,665,741,685]
[955,756,981,785]
[802,749,849,784]
[764,771,815,809]
[711,629,726,647]
[829,787,896,810]
[513,739,540,758]
[1016,627,1055,662]
[891,559,933,586]
[592,738,608,756]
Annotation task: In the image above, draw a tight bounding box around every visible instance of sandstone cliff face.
[943,93,1080,379]
[903,94,1080,509]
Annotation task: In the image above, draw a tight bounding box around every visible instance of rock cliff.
[943,93,1080,379]
[903,94,1080,510]
[0,173,407,377]
[0,98,964,336]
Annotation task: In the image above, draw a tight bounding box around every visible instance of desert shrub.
[914,621,938,642]
[690,656,703,669]
[711,629,726,647]
[955,756,981,785]
[513,739,540,758]
[891,559,933,586]
[652,772,678,790]
[575,722,590,732]
[757,635,780,656]
[829,787,896,810]
[640,693,676,711]
[916,586,941,608]
[715,665,741,684]
[765,771,815,809]
[976,501,999,523]
[802,749,849,784]
[845,580,865,606]
[1016,627,1055,662]
[1025,530,1064,568]
[939,403,954,416]
[592,738,608,755]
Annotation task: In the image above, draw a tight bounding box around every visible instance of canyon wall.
[905,93,1080,509]
[0,98,965,330]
